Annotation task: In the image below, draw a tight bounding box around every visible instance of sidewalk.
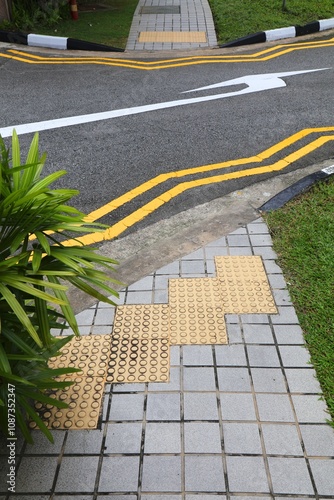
[126,0,217,50]
[1,216,333,498]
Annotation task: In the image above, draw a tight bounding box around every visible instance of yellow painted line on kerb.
[59,127,334,246]
[1,37,334,69]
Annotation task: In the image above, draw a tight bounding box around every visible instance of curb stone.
[221,18,334,48]
[259,165,334,212]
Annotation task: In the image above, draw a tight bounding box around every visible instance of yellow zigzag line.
[58,127,334,246]
[1,37,334,69]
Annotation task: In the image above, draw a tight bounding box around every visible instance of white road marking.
[0,68,329,138]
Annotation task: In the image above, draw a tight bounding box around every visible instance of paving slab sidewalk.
[1,217,334,499]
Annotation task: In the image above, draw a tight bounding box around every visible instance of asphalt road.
[1,37,333,244]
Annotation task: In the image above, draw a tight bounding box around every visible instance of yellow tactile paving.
[31,335,112,430]
[107,337,170,383]
[107,304,170,383]
[138,31,207,43]
[31,256,278,430]
[168,278,228,345]
[48,335,112,377]
[31,375,105,430]
[215,256,277,314]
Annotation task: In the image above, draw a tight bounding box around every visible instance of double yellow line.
[58,127,334,246]
[1,37,334,69]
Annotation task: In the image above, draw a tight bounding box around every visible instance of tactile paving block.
[107,304,170,383]
[30,375,105,430]
[107,337,170,383]
[48,335,112,377]
[214,256,277,314]
[29,335,112,430]
[138,31,207,43]
[168,278,227,345]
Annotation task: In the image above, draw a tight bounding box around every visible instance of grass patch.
[208,0,334,44]
[1,0,138,49]
[264,177,334,426]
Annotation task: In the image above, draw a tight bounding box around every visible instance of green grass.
[264,177,334,427]
[2,0,138,49]
[208,0,334,44]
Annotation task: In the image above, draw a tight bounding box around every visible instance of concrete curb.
[259,164,334,212]
[221,18,334,48]
[0,30,124,52]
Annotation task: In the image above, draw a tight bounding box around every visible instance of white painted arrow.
[0,68,330,138]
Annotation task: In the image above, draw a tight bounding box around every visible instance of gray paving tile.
[247,345,280,367]
[64,429,104,454]
[215,344,247,366]
[145,422,181,453]
[184,367,216,391]
[253,247,277,259]
[251,367,286,393]
[291,395,329,423]
[94,307,115,325]
[223,422,262,454]
[205,247,228,259]
[56,456,99,492]
[126,290,152,304]
[182,345,213,365]
[226,323,243,343]
[127,275,154,290]
[240,314,270,324]
[227,234,250,246]
[170,345,181,365]
[181,260,205,274]
[229,247,253,256]
[262,423,303,455]
[273,324,304,344]
[147,393,181,420]
[105,422,142,453]
[272,288,292,306]
[142,456,182,492]
[184,422,221,453]
[99,456,139,492]
[23,430,65,454]
[220,393,257,421]
[248,222,269,234]
[249,234,273,246]
[271,306,300,324]
[226,456,270,493]
[75,308,95,325]
[285,368,322,393]
[13,456,58,493]
[268,457,314,495]
[185,455,225,491]
[156,261,180,274]
[309,458,334,495]
[300,424,334,456]
[243,323,274,343]
[217,367,252,392]
[256,394,295,422]
[279,345,311,367]
[267,274,287,290]
[109,393,145,420]
[184,392,218,420]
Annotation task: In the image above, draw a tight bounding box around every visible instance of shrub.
[0,131,119,443]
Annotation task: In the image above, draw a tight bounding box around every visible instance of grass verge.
[208,0,334,44]
[264,177,334,426]
[2,0,138,49]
